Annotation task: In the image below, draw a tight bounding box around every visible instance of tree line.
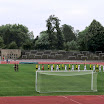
[0,15,104,52]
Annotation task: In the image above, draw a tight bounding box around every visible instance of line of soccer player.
[36,64,104,72]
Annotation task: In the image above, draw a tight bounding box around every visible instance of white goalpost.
[35,70,97,93]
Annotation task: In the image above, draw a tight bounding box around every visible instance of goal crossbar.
[35,70,97,93]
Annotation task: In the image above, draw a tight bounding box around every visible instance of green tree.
[0,36,5,48]
[61,24,76,42]
[77,27,89,50]
[78,19,104,52]
[35,31,50,50]
[23,40,32,50]
[66,40,78,50]
[46,15,64,49]
[0,24,32,49]
[8,41,18,49]
[55,17,64,49]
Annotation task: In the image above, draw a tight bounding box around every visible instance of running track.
[0,95,104,104]
[1,60,104,65]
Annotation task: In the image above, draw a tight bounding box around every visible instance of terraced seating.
[22,55,27,59]
[48,55,55,59]
[29,54,35,59]
[44,50,51,54]
[42,54,48,59]
[81,56,88,60]
[68,56,76,60]
[30,50,37,54]
[36,52,43,55]
[21,50,104,60]
[95,51,102,56]
[35,55,42,59]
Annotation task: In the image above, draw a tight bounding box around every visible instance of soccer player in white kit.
[93,65,95,72]
[65,64,67,71]
[103,65,104,72]
[78,64,80,71]
[56,64,59,71]
[71,64,74,71]
[51,65,53,71]
[38,65,40,71]
[84,64,87,71]
[99,65,101,72]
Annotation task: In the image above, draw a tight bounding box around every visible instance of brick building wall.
[1,49,21,60]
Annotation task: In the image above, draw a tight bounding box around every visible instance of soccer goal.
[35,70,97,93]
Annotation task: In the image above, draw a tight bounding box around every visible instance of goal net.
[35,70,97,93]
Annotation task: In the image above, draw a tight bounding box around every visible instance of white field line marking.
[97,95,104,99]
[61,96,68,99]
[58,96,82,104]
[70,99,82,104]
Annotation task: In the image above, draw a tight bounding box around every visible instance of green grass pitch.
[0,64,104,96]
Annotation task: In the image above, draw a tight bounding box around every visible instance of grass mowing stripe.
[0,64,104,96]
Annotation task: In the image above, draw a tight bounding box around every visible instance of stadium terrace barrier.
[22,55,27,59]
[99,53,104,57]
[81,56,88,60]
[81,51,89,55]
[35,55,42,59]
[42,54,48,59]
[68,56,76,60]
[55,54,63,59]
[36,52,43,55]
[93,56,99,60]
[50,52,57,55]
[48,55,54,59]
[95,51,102,55]
[19,62,38,64]
[77,54,84,60]
[44,50,51,54]
[25,52,31,55]
[73,52,80,56]
[29,54,35,59]
[30,50,37,54]
[58,50,66,54]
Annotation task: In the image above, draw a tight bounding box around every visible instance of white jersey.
[103,66,104,72]
[38,65,40,71]
[72,65,74,71]
[93,65,95,72]
[84,65,86,71]
[56,65,59,71]
[51,65,53,71]
[65,65,67,71]
[99,65,101,72]
[78,65,80,71]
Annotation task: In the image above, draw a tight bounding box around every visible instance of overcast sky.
[0,0,104,38]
